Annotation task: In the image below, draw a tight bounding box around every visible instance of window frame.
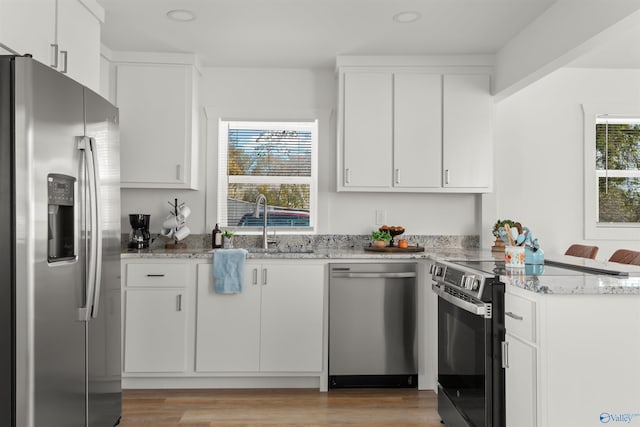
[583,104,640,240]
[217,118,319,234]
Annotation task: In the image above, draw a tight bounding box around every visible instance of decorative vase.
[223,236,233,249]
[525,246,544,264]
[505,245,525,268]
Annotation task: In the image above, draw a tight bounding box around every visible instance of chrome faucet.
[253,193,269,249]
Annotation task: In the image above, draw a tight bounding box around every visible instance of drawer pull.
[146,274,165,277]
[505,311,524,321]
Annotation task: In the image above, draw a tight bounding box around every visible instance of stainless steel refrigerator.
[0,56,121,426]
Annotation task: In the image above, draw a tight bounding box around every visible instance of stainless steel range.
[431,260,506,427]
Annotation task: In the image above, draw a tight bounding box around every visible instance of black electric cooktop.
[449,260,600,277]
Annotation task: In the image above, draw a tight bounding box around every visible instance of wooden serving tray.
[364,245,425,253]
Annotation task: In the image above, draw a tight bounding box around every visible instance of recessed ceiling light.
[392,11,421,24]
[166,9,196,22]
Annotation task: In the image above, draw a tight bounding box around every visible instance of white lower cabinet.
[259,262,324,372]
[196,261,324,373]
[195,263,261,372]
[124,288,188,373]
[504,334,536,427]
[504,287,640,427]
[122,261,192,374]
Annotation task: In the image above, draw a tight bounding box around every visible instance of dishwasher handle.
[331,272,416,279]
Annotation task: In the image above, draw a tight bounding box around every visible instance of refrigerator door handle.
[88,137,103,318]
[77,136,103,320]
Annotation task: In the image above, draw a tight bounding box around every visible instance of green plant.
[222,230,235,238]
[492,219,516,237]
[371,230,392,242]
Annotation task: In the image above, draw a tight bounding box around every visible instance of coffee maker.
[128,214,151,249]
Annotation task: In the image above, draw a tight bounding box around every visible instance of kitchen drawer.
[125,263,188,287]
[505,292,536,343]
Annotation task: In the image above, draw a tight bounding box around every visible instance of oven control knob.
[462,275,475,289]
[472,279,480,291]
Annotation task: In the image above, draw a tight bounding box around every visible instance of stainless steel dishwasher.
[329,262,418,388]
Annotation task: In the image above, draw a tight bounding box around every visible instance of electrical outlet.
[375,210,387,225]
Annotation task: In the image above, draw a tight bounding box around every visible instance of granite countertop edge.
[120,247,488,261]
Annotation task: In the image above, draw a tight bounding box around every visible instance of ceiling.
[96,0,560,68]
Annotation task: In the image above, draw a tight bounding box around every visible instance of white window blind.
[595,116,640,224]
[217,120,318,231]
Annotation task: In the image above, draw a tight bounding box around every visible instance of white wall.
[200,67,478,236]
[494,67,640,259]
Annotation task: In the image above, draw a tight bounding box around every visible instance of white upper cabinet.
[0,0,55,62]
[442,74,493,189]
[342,71,393,188]
[394,73,442,188]
[337,61,493,193]
[0,0,103,92]
[56,0,102,92]
[114,59,200,189]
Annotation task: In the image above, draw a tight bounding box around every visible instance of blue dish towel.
[213,248,248,294]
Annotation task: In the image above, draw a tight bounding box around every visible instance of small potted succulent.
[222,230,235,248]
[371,230,392,248]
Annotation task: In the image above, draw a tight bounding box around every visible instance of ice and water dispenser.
[47,174,76,262]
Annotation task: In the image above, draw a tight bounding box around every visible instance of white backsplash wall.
[494,67,640,260]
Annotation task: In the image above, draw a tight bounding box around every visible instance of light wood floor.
[119,388,443,427]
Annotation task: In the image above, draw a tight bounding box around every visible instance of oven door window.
[438,297,491,426]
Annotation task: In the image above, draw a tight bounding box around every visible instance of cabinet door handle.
[50,44,58,68]
[345,168,351,184]
[505,311,524,321]
[146,274,165,277]
[252,268,258,285]
[501,341,509,368]
[176,294,182,312]
[444,169,450,185]
[60,50,68,74]
[176,164,182,180]
[395,168,400,184]
[262,268,267,285]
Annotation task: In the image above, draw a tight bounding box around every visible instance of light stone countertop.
[121,247,640,295]
[501,271,640,295]
[500,255,640,295]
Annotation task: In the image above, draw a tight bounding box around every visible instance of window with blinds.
[595,116,640,224]
[217,120,318,231]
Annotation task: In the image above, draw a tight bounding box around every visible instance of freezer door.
[84,88,121,427]
[13,57,87,427]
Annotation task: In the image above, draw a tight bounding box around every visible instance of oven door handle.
[432,283,492,318]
